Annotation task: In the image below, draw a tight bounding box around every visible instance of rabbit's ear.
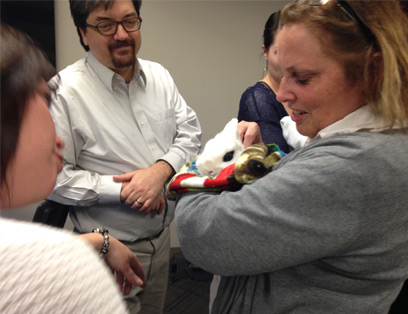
[223,118,239,138]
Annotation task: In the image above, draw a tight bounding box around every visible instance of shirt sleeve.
[175,146,364,276]
[0,220,128,314]
[238,84,290,153]
[48,79,121,206]
[154,67,202,172]
[237,87,257,122]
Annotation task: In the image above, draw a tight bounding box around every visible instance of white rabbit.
[196,118,244,176]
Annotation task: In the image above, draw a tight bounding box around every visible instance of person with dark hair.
[0,23,145,313]
[69,0,141,52]
[46,0,201,313]
[238,11,306,153]
[175,1,408,313]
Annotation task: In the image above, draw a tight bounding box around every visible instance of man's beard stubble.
[109,39,136,68]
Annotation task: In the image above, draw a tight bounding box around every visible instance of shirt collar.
[306,105,407,145]
[86,52,146,91]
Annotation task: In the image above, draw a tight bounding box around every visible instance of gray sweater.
[175,131,408,313]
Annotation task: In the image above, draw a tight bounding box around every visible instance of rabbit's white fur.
[196,118,244,176]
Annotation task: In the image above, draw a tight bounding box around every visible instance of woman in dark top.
[238,11,291,153]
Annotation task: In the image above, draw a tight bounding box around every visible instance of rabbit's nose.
[206,169,214,175]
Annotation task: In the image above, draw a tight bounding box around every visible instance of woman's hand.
[80,233,145,294]
[238,121,262,148]
[105,236,146,294]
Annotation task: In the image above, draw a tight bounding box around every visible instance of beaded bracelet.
[92,227,109,258]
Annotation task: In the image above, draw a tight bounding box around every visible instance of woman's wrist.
[92,227,110,258]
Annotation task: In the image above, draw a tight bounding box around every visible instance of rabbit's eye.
[223,151,234,162]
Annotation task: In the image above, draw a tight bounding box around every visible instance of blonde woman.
[175,1,408,313]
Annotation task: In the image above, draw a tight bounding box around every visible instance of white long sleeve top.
[0,218,128,314]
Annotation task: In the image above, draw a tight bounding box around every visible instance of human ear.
[79,28,89,47]
[372,52,384,78]
[372,52,383,65]
[369,51,384,90]
[262,44,268,60]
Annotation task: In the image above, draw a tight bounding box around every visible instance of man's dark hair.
[69,0,142,51]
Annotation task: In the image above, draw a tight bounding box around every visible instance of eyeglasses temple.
[335,0,377,46]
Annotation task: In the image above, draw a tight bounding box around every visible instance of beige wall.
[55,0,289,143]
[1,0,289,246]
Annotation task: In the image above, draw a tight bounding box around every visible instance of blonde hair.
[281,0,408,128]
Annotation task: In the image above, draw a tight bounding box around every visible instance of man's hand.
[113,161,173,214]
[238,121,262,148]
[149,195,166,215]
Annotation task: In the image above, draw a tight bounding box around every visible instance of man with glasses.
[47,1,201,313]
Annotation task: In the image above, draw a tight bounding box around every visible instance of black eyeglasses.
[85,17,142,36]
[300,0,377,47]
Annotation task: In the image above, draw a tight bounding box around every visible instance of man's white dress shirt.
[48,52,201,241]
